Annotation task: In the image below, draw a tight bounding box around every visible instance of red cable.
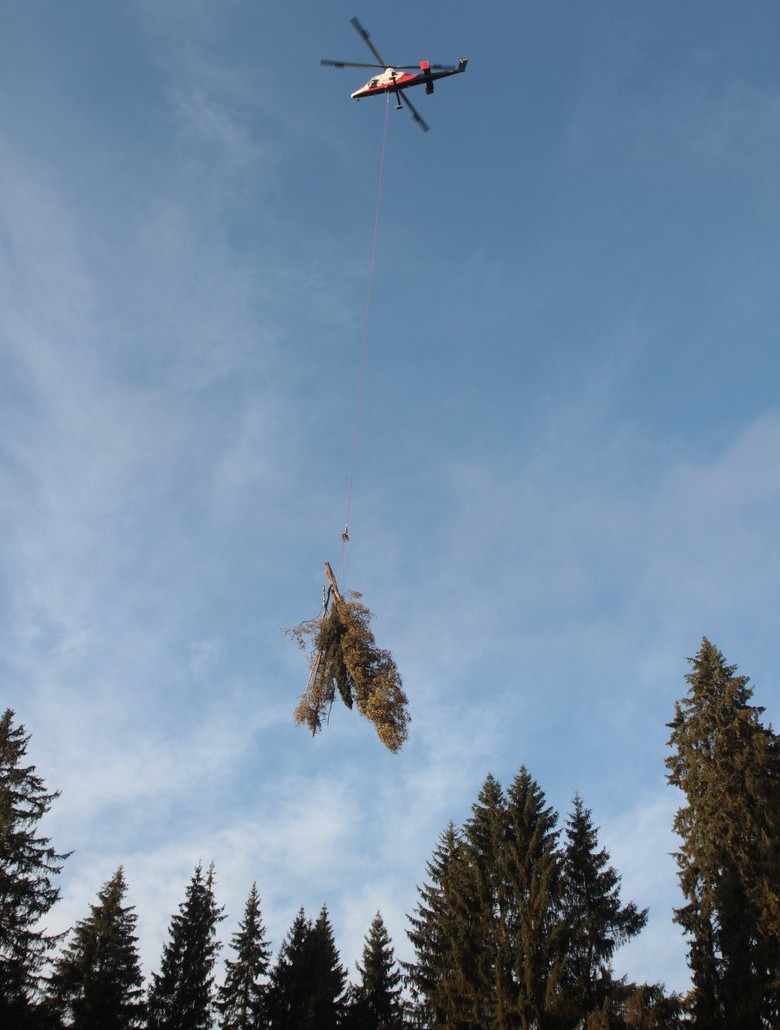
[341,95,391,566]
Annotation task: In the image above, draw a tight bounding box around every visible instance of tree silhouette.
[267,906,346,1030]
[147,863,225,1030]
[0,709,69,1028]
[349,912,404,1029]
[667,638,780,1028]
[218,883,271,1030]
[47,867,144,1029]
[560,795,647,1024]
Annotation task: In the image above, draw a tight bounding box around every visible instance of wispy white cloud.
[602,789,688,994]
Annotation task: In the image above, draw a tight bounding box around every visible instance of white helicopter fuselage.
[351,67,417,100]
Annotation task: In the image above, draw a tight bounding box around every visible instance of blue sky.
[2,0,779,996]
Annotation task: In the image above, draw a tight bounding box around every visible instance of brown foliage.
[288,593,410,753]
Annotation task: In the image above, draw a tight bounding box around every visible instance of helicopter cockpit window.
[369,78,379,88]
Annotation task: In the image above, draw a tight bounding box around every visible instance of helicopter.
[321,17,468,132]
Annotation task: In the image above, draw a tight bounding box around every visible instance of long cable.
[341,94,391,571]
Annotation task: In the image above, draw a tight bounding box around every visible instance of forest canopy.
[3,638,779,1027]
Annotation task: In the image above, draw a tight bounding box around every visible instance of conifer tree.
[560,795,647,1025]
[147,862,225,1030]
[503,766,566,1030]
[308,907,348,1030]
[584,982,685,1029]
[667,639,780,1028]
[457,774,514,1029]
[47,867,144,1029]
[267,906,347,1030]
[217,883,271,1030]
[407,768,653,1030]
[349,912,404,1029]
[266,909,311,1030]
[409,773,566,1029]
[405,823,469,1028]
[0,709,69,1028]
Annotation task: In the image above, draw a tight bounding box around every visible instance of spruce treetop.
[47,865,145,1030]
[147,861,225,1030]
[667,638,780,1028]
[353,911,404,1029]
[0,708,69,1019]
[561,795,647,1022]
[218,882,271,1030]
[267,906,346,1030]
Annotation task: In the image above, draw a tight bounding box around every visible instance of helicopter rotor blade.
[389,63,460,71]
[321,59,385,69]
[350,17,389,68]
[321,60,459,71]
[397,89,430,132]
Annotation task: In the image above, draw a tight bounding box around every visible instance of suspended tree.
[289,563,410,752]
[666,638,780,1029]
[0,709,69,1028]
[47,867,145,1030]
[147,863,225,1030]
[217,883,271,1030]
